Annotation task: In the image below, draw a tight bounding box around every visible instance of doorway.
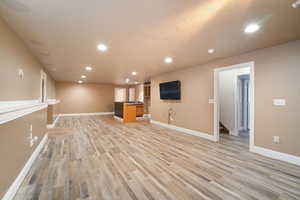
[40,70,47,103]
[238,74,250,137]
[214,62,254,151]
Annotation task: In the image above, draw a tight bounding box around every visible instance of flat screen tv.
[159,80,181,100]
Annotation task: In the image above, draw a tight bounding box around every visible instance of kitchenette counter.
[114,102,144,122]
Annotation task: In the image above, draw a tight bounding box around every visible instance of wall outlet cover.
[273,99,286,106]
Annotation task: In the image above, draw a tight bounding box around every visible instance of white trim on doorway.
[213,61,255,151]
[40,70,47,103]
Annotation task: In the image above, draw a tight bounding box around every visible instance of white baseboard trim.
[150,120,217,142]
[136,117,148,120]
[230,130,239,137]
[113,116,147,122]
[46,99,60,105]
[113,115,123,122]
[59,112,114,117]
[143,114,151,118]
[46,115,60,129]
[251,145,300,166]
[2,134,48,200]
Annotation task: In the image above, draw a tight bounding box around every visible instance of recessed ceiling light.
[208,49,215,54]
[85,66,93,71]
[292,0,300,8]
[134,81,139,84]
[164,57,173,64]
[81,75,86,79]
[78,80,83,84]
[125,78,130,83]
[132,71,137,76]
[244,24,260,33]
[97,43,108,52]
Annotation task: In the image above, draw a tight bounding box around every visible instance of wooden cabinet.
[144,82,151,99]
[115,102,145,123]
[123,104,137,123]
[136,105,144,117]
[122,103,144,122]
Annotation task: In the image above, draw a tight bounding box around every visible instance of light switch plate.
[273,136,280,144]
[273,99,286,106]
[18,68,24,80]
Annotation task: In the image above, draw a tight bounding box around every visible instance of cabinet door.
[123,105,136,122]
[144,84,151,98]
[136,105,144,117]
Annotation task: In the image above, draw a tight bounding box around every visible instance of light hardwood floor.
[14,116,300,200]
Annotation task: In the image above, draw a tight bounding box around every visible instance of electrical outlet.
[30,136,38,147]
[273,136,280,144]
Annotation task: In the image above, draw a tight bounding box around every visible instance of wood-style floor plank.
[14,116,300,200]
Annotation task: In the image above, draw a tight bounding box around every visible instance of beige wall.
[151,40,300,157]
[0,16,55,197]
[56,81,117,114]
[0,109,47,197]
[55,81,138,114]
[47,76,56,99]
[0,17,55,101]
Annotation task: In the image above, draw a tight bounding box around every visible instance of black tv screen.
[159,80,181,100]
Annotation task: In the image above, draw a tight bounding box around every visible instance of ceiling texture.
[0,0,300,84]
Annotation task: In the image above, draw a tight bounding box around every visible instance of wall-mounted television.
[159,80,181,100]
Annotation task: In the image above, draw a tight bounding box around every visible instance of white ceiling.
[1,0,300,84]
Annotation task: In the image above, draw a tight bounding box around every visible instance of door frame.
[40,70,47,103]
[213,61,255,151]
